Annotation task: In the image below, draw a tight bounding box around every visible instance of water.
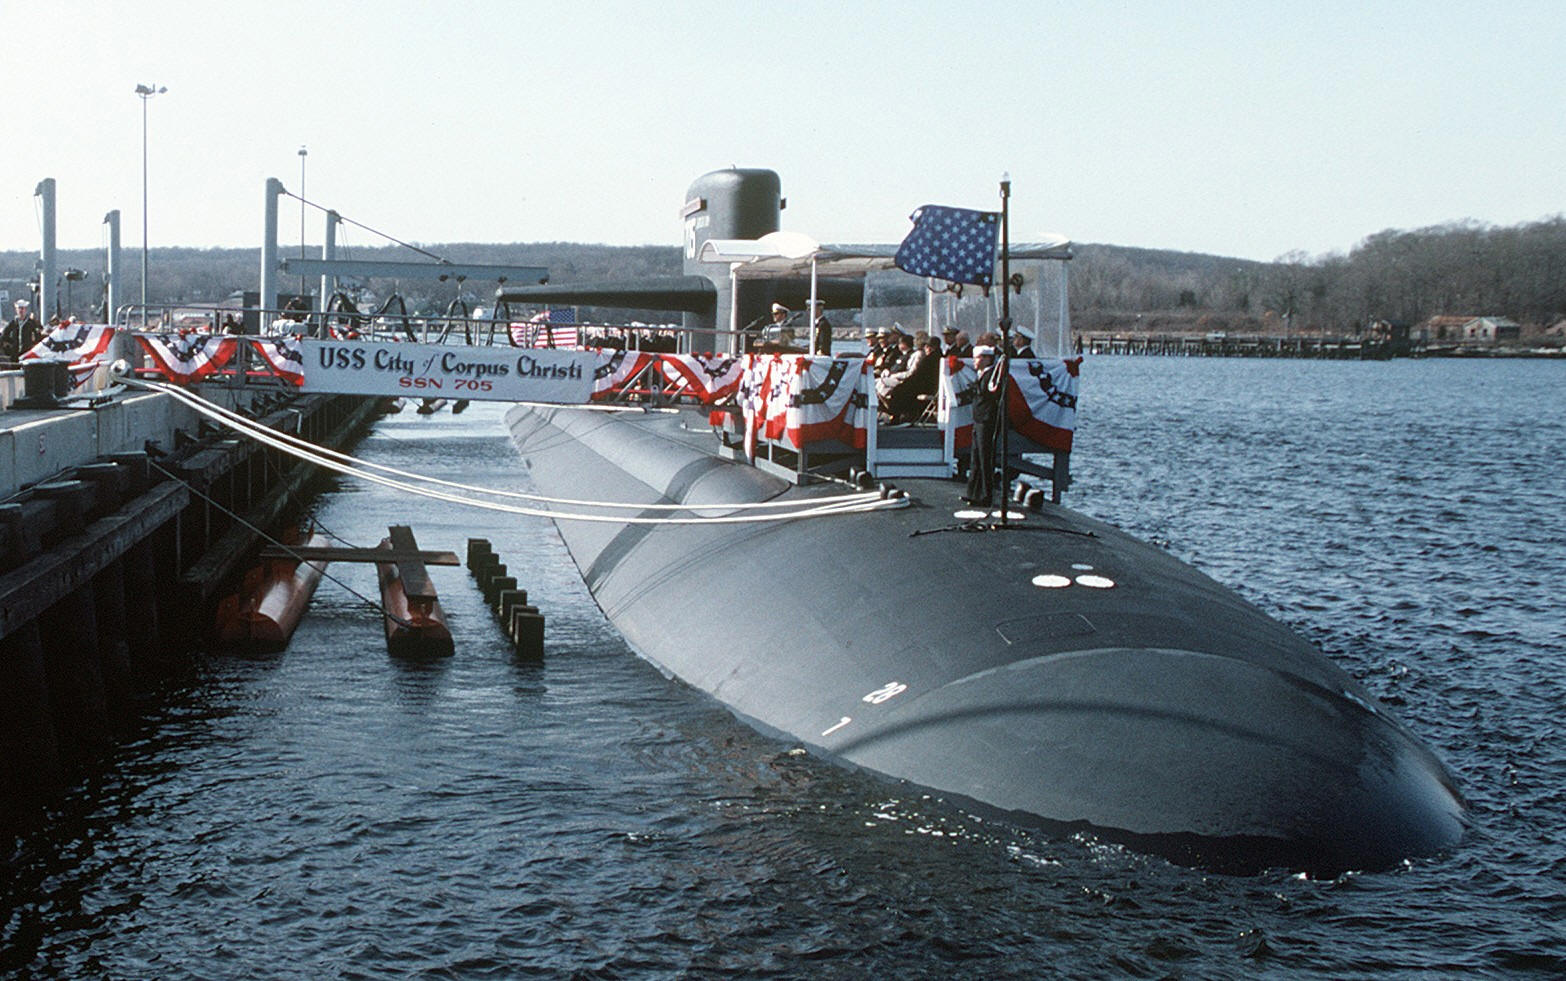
[5,358,1566,977]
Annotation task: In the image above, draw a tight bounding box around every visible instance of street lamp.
[63,267,86,319]
[298,145,308,298]
[136,82,166,327]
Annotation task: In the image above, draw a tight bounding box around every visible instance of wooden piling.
[0,623,64,826]
[39,588,111,762]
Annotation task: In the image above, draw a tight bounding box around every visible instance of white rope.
[132,380,907,525]
[134,378,884,512]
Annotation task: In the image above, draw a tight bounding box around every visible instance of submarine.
[496,168,1465,875]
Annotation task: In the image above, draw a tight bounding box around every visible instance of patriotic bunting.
[135,332,238,384]
[941,356,1080,452]
[21,322,118,394]
[251,336,306,386]
[940,357,980,451]
[22,322,117,364]
[762,356,794,441]
[659,353,744,404]
[591,348,656,399]
[1005,357,1079,452]
[783,357,869,449]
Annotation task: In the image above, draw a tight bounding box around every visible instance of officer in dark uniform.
[964,344,1007,505]
[809,300,833,356]
[2,299,43,364]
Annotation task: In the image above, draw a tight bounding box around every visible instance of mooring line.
[126,378,908,525]
[140,377,883,513]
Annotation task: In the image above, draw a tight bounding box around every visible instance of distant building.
[1415,315,1520,347]
[1365,319,1413,356]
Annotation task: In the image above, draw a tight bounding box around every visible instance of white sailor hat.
[973,345,996,357]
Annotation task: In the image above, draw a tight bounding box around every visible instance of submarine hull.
[506,403,1464,874]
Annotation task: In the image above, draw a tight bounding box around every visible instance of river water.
[4,356,1564,977]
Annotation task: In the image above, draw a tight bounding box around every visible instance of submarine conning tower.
[681,168,783,352]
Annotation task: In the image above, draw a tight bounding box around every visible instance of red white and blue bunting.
[251,336,306,386]
[784,356,869,448]
[1006,357,1079,452]
[591,348,656,399]
[22,322,116,364]
[21,322,118,392]
[659,352,744,404]
[135,333,238,385]
[941,356,1080,452]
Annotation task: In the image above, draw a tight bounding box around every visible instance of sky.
[4,0,1563,264]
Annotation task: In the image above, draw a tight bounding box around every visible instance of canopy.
[701,234,1072,281]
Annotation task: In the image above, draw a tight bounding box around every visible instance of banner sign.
[298,339,595,403]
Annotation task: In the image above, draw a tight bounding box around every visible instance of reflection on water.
[5,369,1566,977]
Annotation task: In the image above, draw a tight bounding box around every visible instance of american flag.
[894,204,1000,287]
[510,307,580,348]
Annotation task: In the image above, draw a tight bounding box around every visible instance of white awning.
[703,234,1072,280]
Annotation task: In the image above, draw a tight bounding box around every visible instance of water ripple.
[4,370,1565,977]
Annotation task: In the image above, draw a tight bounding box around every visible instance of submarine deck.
[506,403,1465,873]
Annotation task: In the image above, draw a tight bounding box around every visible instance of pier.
[1078,333,1417,358]
[0,383,381,830]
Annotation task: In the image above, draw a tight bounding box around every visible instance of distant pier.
[1079,333,1415,359]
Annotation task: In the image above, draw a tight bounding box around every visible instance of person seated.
[946,329,973,359]
[878,331,913,382]
[880,335,943,424]
[887,329,916,374]
[869,328,897,373]
[1010,331,1036,359]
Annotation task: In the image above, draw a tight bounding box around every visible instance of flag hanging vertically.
[893,205,1001,286]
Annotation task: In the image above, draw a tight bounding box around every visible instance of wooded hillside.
[5,216,1562,334]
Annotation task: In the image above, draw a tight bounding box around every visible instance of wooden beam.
[257,546,459,566]
[386,525,436,602]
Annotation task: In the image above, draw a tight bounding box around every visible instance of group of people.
[868,324,1037,428]
[869,322,1040,507]
[869,325,945,425]
[747,301,834,355]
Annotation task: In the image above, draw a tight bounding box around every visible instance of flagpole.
[997,174,1012,528]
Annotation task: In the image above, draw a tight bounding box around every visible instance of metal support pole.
[260,178,283,334]
[298,145,308,298]
[141,93,148,324]
[997,176,1012,528]
[103,210,121,324]
[135,83,164,327]
[320,210,339,315]
[35,179,56,322]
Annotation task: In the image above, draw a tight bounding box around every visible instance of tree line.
[1071,217,1566,335]
[5,216,1563,333]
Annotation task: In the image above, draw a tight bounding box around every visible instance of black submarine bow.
[499,167,1465,875]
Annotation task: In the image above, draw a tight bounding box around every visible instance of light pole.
[136,82,166,327]
[298,145,308,299]
[63,268,86,319]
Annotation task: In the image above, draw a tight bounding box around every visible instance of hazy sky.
[5,0,1562,262]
